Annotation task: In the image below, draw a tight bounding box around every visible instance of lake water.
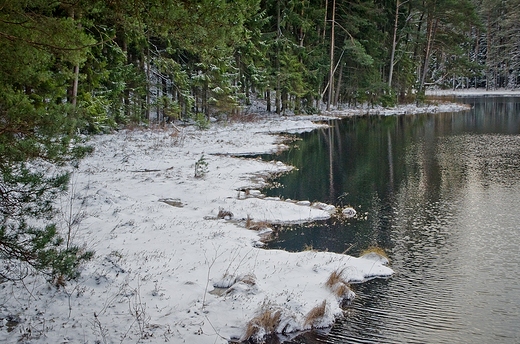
[261,97,520,343]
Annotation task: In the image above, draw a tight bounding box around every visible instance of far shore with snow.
[1,98,482,343]
[426,88,520,97]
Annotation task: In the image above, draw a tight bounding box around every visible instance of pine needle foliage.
[0,0,94,284]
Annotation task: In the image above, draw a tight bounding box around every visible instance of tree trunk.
[327,0,336,110]
[266,89,271,112]
[334,59,343,106]
[388,0,400,88]
[486,12,492,91]
[474,28,479,88]
[276,0,281,114]
[71,65,79,107]
[323,0,328,41]
[418,16,438,95]
[145,35,151,122]
[68,8,80,107]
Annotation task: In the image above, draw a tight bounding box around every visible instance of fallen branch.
[131,168,169,173]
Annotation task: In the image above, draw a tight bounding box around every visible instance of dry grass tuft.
[242,305,282,342]
[226,111,261,123]
[304,300,327,328]
[245,216,271,231]
[245,215,252,228]
[217,208,233,219]
[360,246,389,260]
[325,268,353,299]
[325,268,345,289]
[334,283,352,298]
[303,243,315,251]
[239,273,256,286]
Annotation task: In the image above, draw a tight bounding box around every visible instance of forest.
[1,0,520,281]
[2,0,520,125]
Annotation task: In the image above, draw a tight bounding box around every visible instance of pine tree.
[0,0,94,284]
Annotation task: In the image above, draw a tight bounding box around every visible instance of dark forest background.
[2,0,518,126]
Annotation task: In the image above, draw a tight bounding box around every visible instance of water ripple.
[266,98,520,343]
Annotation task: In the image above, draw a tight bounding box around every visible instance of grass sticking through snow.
[360,246,389,261]
[325,268,353,299]
[242,303,282,342]
[245,215,271,231]
[303,300,327,328]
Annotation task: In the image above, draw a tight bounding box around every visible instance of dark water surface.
[261,97,520,343]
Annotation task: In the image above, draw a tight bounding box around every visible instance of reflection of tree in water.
[274,97,520,344]
[261,97,520,254]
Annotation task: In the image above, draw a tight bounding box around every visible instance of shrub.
[194,113,210,130]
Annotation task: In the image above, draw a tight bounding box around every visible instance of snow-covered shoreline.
[1,100,472,343]
[426,88,520,97]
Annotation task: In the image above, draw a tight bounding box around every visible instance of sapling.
[194,113,210,130]
[194,154,209,178]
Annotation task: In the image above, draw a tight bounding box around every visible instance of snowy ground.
[0,100,470,344]
[426,88,520,97]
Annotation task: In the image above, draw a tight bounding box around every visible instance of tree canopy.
[2,0,509,124]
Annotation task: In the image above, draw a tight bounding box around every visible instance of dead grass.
[360,246,389,260]
[303,300,327,328]
[245,215,252,228]
[239,273,256,286]
[242,304,282,342]
[325,269,345,289]
[325,268,353,299]
[334,283,352,298]
[217,208,234,219]
[303,244,315,252]
[245,216,271,231]
[226,111,261,123]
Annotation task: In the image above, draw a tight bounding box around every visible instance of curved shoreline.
[1,99,469,343]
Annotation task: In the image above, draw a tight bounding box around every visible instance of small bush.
[379,88,397,108]
[194,112,210,130]
[303,244,315,252]
[239,273,256,286]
